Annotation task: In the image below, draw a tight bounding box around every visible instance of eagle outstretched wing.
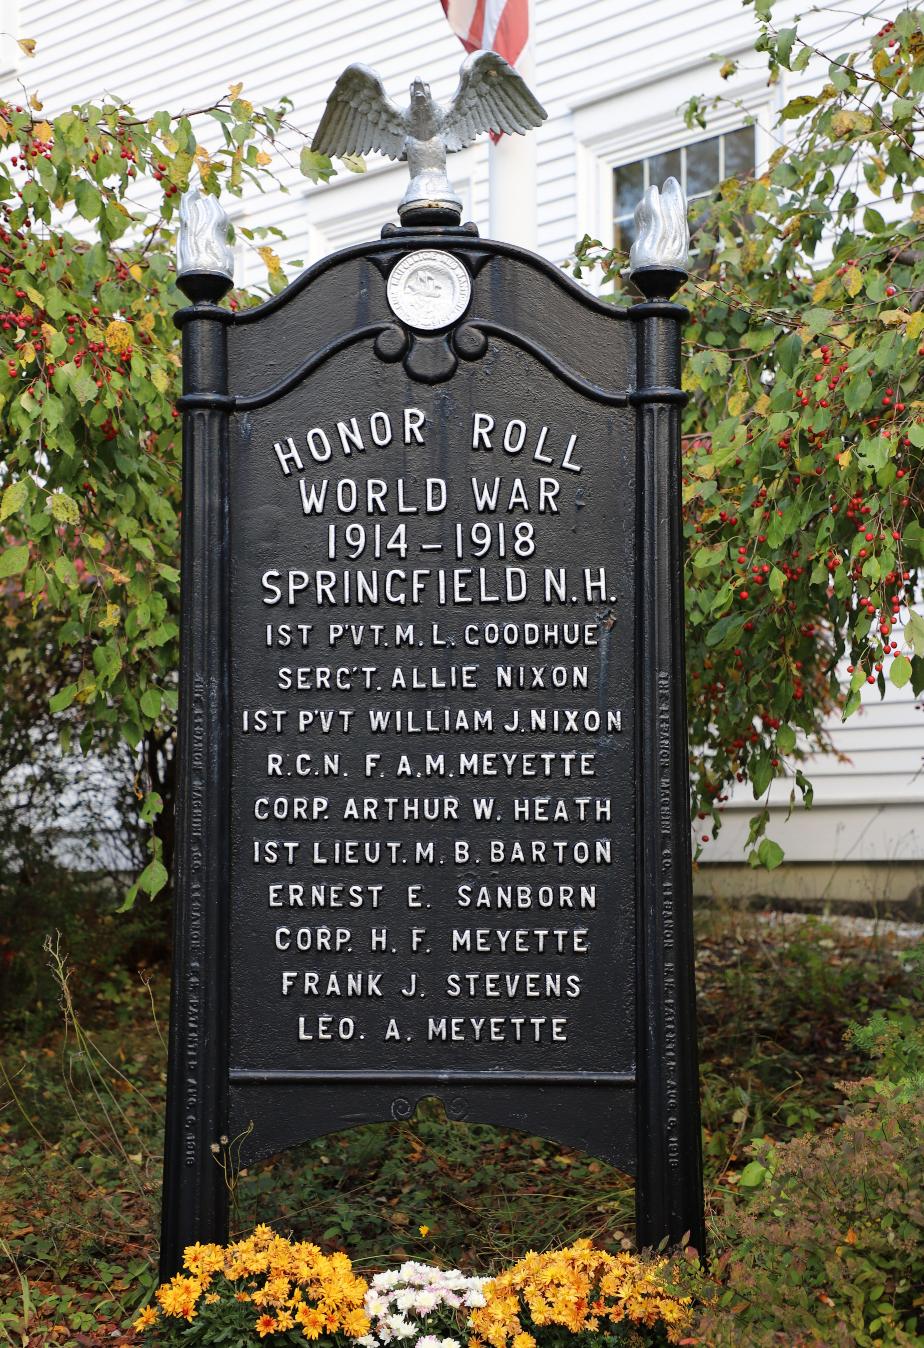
[441,50,547,152]
[311,64,407,161]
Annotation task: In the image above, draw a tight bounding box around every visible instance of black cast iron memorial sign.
[160,54,704,1279]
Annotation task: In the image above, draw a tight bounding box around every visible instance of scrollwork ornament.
[453,323,488,362]
[373,324,409,363]
[444,1096,467,1121]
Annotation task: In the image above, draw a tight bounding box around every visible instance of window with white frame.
[612,126,755,254]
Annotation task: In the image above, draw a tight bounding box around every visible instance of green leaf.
[844,372,872,413]
[47,492,80,525]
[776,332,802,375]
[129,535,155,561]
[858,436,889,472]
[829,63,854,92]
[741,327,775,351]
[889,655,912,689]
[776,27,797,67]
[140,687,162,719]
[781,95,818,119]
[140,791,163,824]
[69,364,98,405]
[49,684,78,713]
[905,522,924,561]
[776,725,796,754]
[706,612,746,648]
[906,610,924,658]
[802,307,833,335]
[751,755,774,799]
[44,288,66,320]
[0,544,29,577]
[739,1159,770,1187]
[299,147,334,183]
[92,642,122,681]
[138,857,168,898]
[53,554,78,587]
[912,656,924,698]
[0,479,29,520]
[757,838,784,870]
[74,178,102,220]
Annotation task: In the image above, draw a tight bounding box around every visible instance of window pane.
[685,136,720,198]
[613,159,645,221]
[617,219,638,254]
[649,148,681,187]
[723,126,755,180]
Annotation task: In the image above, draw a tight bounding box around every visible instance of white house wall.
[3,0,921,869]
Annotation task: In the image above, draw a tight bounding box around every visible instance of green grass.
[0,905,919,1345]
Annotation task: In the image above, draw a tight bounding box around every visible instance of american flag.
[440,0,529,69]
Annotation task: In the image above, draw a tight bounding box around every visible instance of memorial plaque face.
[223,238,639,1167]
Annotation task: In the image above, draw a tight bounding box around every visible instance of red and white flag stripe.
[441,0,529,68]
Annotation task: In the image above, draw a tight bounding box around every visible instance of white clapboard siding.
[4,0,920,864]
[706,673,924,862]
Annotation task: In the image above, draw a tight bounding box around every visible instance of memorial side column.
[161,264,234,1278]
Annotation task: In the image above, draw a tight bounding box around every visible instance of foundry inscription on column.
[228,354,636,1080]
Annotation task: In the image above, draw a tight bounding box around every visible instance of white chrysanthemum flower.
[387,1315,416,1340]
[358,1263,488,1345]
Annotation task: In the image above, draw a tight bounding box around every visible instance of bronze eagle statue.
[311,51,547,222]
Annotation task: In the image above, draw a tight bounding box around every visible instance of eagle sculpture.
[311,52,547,222]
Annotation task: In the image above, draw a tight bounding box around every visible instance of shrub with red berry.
[574,6,923,865]
[0,68,333,901]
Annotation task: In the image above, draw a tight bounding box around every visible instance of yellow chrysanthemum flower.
[151,1228,371,1341]
[132,1305,157,1332]
[156,1274,203,1321]
[468,1241,692,1348]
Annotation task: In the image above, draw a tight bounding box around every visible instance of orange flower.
[255,1313,277,1337]
[132,1305,157,1332]
[295,1302,325,1338]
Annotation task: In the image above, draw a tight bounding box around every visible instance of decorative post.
[629,180,705,1252]
[160,190,235,1279]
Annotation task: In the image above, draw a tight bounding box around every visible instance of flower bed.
[134,1231,694,1345]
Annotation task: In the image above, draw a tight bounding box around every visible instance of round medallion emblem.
[386,250,471,331]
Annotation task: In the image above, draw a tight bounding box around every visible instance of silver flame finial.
[177,187,235,280]
[629,177,689,275]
